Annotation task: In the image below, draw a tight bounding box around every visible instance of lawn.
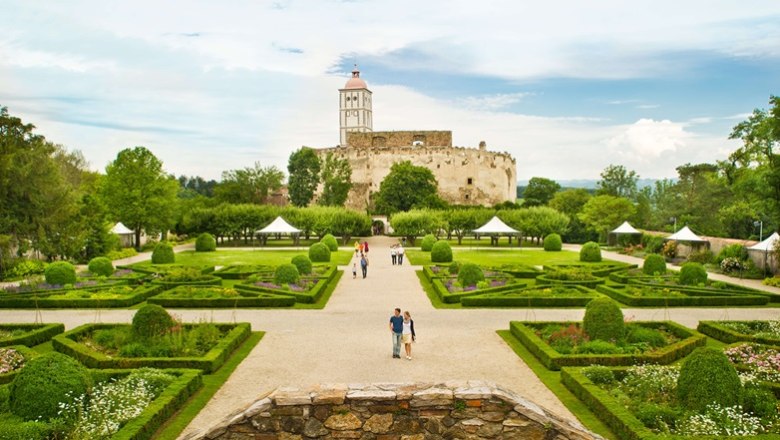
[168,249,353,266]
[406,249,588,266]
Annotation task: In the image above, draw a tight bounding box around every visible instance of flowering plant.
[0,348,25,374]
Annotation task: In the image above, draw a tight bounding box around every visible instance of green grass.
[153,331,264,440]
[32,341,54,353]
[141,249,354,266]
[292,270,343,309]
[497,330,617,439]
[406,249,593,266]
[416,270,461,309]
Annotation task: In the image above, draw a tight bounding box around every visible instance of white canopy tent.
[255,216,301,246]
[111,222,135,247]
[611,221,641,235]
[748,232,779,252]
[111,222,133,235]
[666,226,708,242]
[473,216,520,246]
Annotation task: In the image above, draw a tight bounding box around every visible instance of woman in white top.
[401,311,416,360]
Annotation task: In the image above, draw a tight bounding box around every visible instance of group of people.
[352,240,369,279]
[389,308,416,360]
[390,244,405,265]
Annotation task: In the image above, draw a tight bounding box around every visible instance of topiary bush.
[274,264,300,285]
[717,243,748,264]
[448,261,461,275]
[10,352,92,422]
[151,242,175,264]
[195,232,216,252]
[677,347,741,411]
[431,240,453,263]
[582,297,624,341]
[642,254,667,275]
[291,255,312,275]
[420,234,437,252]
[309,242,331,262]
[543,233,562,252]
[44,261,77,285]
[579,242,602,262]
[679,262,707,285]
[320,234,339,252]
[457,263,485,287]
[87,256,114,277]
[132,304,175,339]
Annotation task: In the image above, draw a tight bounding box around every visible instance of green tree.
[214,162,285,204]
[523,177,561,206]
[579,195,636,242]
[549,189,595,243]
[102,147,179,248]
[596,164,639,200]
[390,209,445,245]
[375,161,440,214]
[319,152,352,206]
[287,148,321,207]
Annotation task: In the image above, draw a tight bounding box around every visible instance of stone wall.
[188,382,601,440]
[346,131,453,149]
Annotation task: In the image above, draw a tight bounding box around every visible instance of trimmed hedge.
[122,264,215,276]
[195,233,217,252]
[88,257,114,276]
[535,273,605,288]
[697,320,780,345]
[44,261,77,285]
[212,265,274,280]
[0,324,65,347]
[150,276,223,289]
[642,254,667,275]
[0,285,163,308]
[509,320,706,370]
[583,297,624,341]
[291,255,313,275]
[420,234,437,251]
[677,347,740,411]
[309,242,331,262]
[274,264,300,285]
[485,264,542,279]
[543,233,562,251]
[430,241,453,263]
[151,242,175,264]
[235,265,338,304]
[0,345,38,384]
[320,233,339,252]
[53,322,251,373]
[429,277,528,304]
[543,263,635,277]
[461,285,598,307]
[596,284,769,307]
[579,242,602,262]
[148,288,295,308]
[679,261,707,285]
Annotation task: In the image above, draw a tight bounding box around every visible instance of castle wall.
[346,131,453,149]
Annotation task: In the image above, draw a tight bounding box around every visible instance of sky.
[1,1,779,182]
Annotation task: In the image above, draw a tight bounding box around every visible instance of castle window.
[437,164,440,169]
[467,177,473,185]
[465,194,470,200]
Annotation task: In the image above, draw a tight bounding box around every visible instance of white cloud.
[607,119,688,159]
[636,104,660,109]
[455,93,530,111]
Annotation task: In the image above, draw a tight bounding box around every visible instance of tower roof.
[343,65,368,89]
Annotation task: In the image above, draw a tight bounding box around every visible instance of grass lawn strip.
[168,249,354,267]
[406,248,584,266]
[416,270,461,309]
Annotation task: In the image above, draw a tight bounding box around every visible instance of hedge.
[543,263,637,277]
[485,265,542,279]
[430,277,529,304]
[535,273,605,288]
[148,288,295,308]
[461,285,599,307]
[0,345,39,384]
[0,279,130,296]
[596,284,770,307]
[509,320,706,371]
[121,264,215,276]
[697,321,780,345]
[150,276,223,289]
[53,323,251,373]
[0,323,65,347]
[234,265,337,304]
[0,285,163,308]
[212,265,275,280]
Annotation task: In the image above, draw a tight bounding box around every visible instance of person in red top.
[362,241,369,254]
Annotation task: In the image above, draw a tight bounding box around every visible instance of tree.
[579,195,636,242]
[596,164,639,200]
[177,175,217,197]
[549,189,595,243]
[214,162,285,204]
[523,177,561,206]
[287,148,321,207]
[389,209,444,245]
[102,147,179,248]
[374,161,440,214]
[319,152,352,207]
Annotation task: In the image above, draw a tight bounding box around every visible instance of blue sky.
[1,1,779,181]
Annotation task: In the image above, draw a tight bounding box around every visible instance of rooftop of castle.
[343,66,368,90]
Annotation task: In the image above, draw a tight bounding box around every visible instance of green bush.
[431,241,453,263]
[448,261,461,274]
[634,403,680,432]
[642,234,665,254]
[717,244,748,264]
[274,264,300,285]
[10,352,92,422]
[195,233,216,252]
[44,261,76,285]
[420,234,437,252]
[576,340,621,354]
[679,262,707,285]
[6,259,46,279]
[579,242,602,262]
[543,233,562,252]
[320,234,339,252]
[677,347,741,411]
[0,420,52,440]
[132,304,175,339]
[87,256,114,277]
[582,297,624,341]
[291,255,312,275]
[309,242,331,262]
[457,263,484,287]
[151,242,175,264]
[740,382,777,419]
[627,326,666,347]
[582,365,615,384]
[642,254,667,275]
[687,249,714,264]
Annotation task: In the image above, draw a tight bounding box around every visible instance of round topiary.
[458,263,485,287]
[195,232,216,252]
[320,234,339,252]
[88,256,114,277]
[420,234,437,252]
[543,233,562,252]
[679,262,707,286]
[430,241,453,263]
[275,263,300,285]
[580,242,602,262]
[151,242,175,264]
[132,304,175,339]
[10,352,92,422]
[583,297,624,341]
[309,242,331,263]
[642,254,667,275]
[291,255,312,275]
[448,261,461,274]
[677,347,741,411]
[44,261,77,285]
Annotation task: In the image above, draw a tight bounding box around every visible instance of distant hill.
[517,178,666,197]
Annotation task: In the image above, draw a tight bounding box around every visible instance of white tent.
[666,226,707,242]
[748,232,779,252]
[256,216,301,234]
[111,222,135,247]
[111,222,133,235]
[611,221,641,235]
[473,216,519,234]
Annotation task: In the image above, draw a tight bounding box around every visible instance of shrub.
[6,259,46,279]
[679,262,707,285]
[309,243,331,262]
[10,352,92,422]
[677,347,741,411]
[320,234,339,252]
[720,257,744,274]
[431,241,453,263]
[576,340,621,354]
[582,297,624,341]
[87,257,114,277]
[642,254,667,275]
[151,242,175,264]
[642,234,665,254]
[195,233,216,252]
[634,403,680,432]
[740,382,777,419]
[662,240,677,259]
[457,263,484,287]
[132,304,175,339]
[687,249,714,264]
[627,326,666,347]
[448,261,461,274]
[717,244,748,264]
[291,255,312,275]
[764,277,780,287]
[582,366,615,384]
[543,233,562,252]
[44,261,77,285]
[420,234,437,252]
[274,264,300,285]
[579,242,601,262]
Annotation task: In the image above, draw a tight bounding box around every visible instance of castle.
[310,67,517,210]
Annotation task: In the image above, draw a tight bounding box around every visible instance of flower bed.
[597,284,770,307]
[484,264,543,278]
[122,263,215,275]
[0,345,37,384]
[509,321,705,370]
[697,320,780,345]
[725,343,780,384]
[430,277,529,303]
[535,269,605,288]
[234,265,338,303]
[461,285,600,307]
[213,264,275,279]
[1,279,128,295]
[79,268,149,284]
[544,262,637,277]
[0,323,64,347]
[148,286,295,308]
[0,285,163,308]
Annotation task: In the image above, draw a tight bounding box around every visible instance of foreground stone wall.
[189,382,601,440]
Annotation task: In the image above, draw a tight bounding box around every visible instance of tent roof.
[256,216,301,234]
[611,221,641,235]
[748,232,780,252]
[111,222,133,235]
[666,226,707,242]
[473,216,519,234]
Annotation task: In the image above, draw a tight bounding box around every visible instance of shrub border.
[234,265,338,303]
[0,323,65,346]
[148,287,295,308]
[0,285,164,308]
[150,276,223,289]
[461,285,600,307]
[697,320,780,345]
[596,284,769,307]
[535,274,605,288]
[544,263,637,277]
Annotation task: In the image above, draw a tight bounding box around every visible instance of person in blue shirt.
[389,308,404,358]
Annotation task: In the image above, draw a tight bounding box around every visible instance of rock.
[278,432,302,440]
[400,435,424,440]
[243,398,272,418]
[325,413,363,430]
[503,417,531,427]
[313,405,331,421]
[453,387,493,400]
[391,417,422,434]
[274,390,312,406]
[476,422,502,437]
[332,430,364,439]
[348,389,397,401]
[479,411,505,422]
[423,417,445,435]
[363,414,394,434]
[459,418,484,427]
[304,418,329,437]
[313,389,347,405]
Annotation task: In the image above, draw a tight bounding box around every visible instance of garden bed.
[535,272,605,288]
[1,279,129,295]
[0,285,163,308]
[0,345,38,384]
[78,268,149,284]
[597,284,770,307]
[234,265,338,303]
[122,263,215,275]
[544,262,637,277]
[461,285,600,307]
[148,286,295,308]
[697,320,780,345]
[0,323,64,346]
[212,264,275,279]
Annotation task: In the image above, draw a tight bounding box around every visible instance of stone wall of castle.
[346,131,453,149]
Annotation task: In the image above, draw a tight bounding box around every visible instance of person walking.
[397,244,405,265]
[402,311,416,360]
[389,308,403,359]
[354,240,361,257]
[391,245,397,265]
[360,253,369,278]
[363,240,369,254]
[352,261,357,279]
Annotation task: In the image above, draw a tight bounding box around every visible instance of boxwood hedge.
[461,285,599,307]
[0,324,65,347]
[596,284,769,307]
[0,285,163,308]
[147,287,295,308]
[234,265,338,304]
[697,320,780,345]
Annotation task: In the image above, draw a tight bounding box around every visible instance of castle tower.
[339,65,372,146]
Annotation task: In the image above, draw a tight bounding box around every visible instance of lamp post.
[754,220,763,242]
